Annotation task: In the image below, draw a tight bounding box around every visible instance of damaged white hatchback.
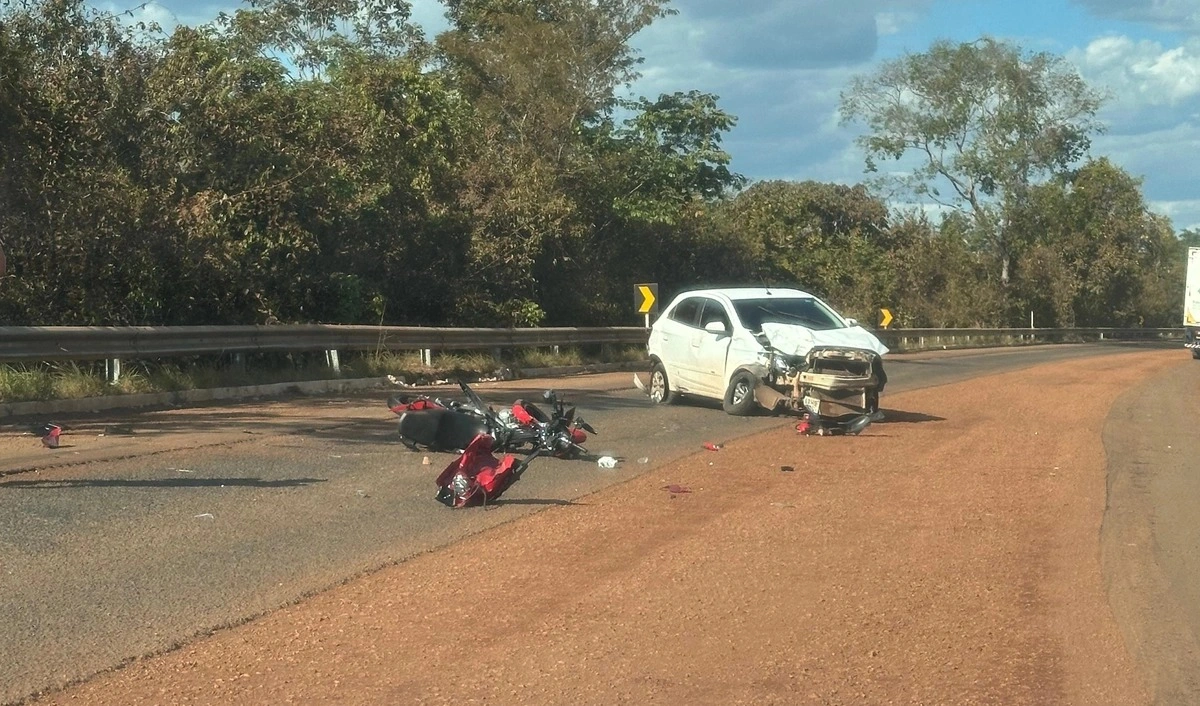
[635,287,889,434]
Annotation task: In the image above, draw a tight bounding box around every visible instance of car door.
[658,296,704,390]
[689,298,735,397]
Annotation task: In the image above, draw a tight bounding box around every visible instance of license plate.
[802,395,822,414]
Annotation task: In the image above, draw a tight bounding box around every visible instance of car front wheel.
[722,371,759,416]
[648,362,677,405]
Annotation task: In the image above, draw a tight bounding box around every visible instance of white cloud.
[408,0,450,36]
[1071,35,1200,107]
[1148,199,1200,230]
[1073,0,1200,33]
[1085,122,1200,228]
[654,0,934,70]
[876,11,922,37]
[94,1,227,32]
[627,1,940,187]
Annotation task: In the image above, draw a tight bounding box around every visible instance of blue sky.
[103,0,1200,231]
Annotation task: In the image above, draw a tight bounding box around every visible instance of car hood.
[760,322,890,358]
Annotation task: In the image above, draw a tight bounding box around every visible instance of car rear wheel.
[648,362,677,405]
[723,371,759,416]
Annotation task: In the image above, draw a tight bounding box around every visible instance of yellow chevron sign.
[636,283,658,315]
[879,308,893,329]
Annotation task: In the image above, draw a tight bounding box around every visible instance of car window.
[668,297,703,327]
[732,297,846,332]
[699,299,731,330]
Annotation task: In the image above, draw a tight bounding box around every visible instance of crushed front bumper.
[754,347,884,421]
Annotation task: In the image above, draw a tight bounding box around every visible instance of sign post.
[635,283,659,328]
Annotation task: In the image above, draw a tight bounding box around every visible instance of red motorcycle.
[433,434,542,508]
[388,381,596,458]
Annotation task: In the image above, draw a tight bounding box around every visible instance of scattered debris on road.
[702,442,723,451]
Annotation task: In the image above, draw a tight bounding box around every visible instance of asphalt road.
[0,343,1174,704]
[1102,356,1200,705]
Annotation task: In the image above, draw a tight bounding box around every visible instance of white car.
[640,287,889,423]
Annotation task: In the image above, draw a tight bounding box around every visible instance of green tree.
[0,0,164,324]
[547,90,745,324]
[610,90,744,224]
[1006,158,1177,327]
[135,0,465,324]
[839,37,1105,288]
[711,180,894,316]
[885,212,1007,327]
[434,0,673,325]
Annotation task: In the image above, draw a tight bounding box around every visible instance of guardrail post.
[421,349,433,367]
[325,349,341,375]
[105,358,121,385]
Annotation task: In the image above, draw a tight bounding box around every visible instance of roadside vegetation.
[0,346,648,403]
[0,1,1194,338]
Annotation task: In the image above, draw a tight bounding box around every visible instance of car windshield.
[732,297,846,332]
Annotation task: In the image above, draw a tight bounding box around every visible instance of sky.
[99,0,1200,231]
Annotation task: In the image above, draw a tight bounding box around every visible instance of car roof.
[671,287,815,302]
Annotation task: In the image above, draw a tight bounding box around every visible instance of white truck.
[1185,246,1200,359]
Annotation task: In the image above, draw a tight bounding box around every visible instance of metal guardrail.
[0,324,1184,363]
[0,325,650,363]
[875,326,1183,351]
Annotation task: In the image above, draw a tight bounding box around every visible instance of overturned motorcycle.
[388,380,596,457]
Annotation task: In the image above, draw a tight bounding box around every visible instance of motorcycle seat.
[397,408,491,451]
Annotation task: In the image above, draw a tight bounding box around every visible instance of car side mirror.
[704,321,729,335]
[845,318,858,326]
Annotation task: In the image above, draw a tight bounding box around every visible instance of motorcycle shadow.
[874,409,945,424]
[488,498,589,507]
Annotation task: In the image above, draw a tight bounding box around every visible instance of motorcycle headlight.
[451,473,473,499]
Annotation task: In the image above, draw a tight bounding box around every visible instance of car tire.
[648,362,677,405]
[723,370,759,416]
